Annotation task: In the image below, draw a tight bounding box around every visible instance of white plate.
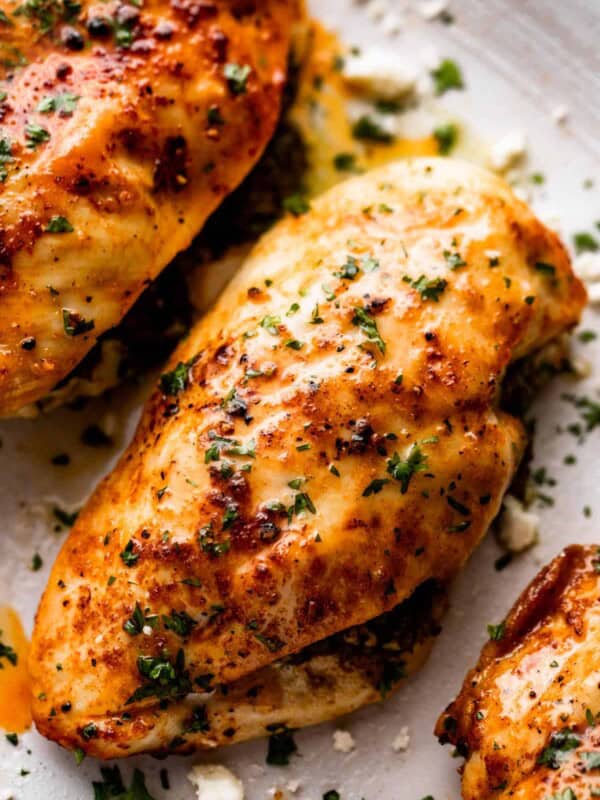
[2,1,599,798]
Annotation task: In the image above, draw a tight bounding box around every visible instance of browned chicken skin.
[0,0,301,415]
[29,158,585,758]
[437,545,600,798]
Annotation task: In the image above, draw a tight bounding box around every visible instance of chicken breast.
[437,545,600,799]
[0,0,302,417]
[30,158,586,758]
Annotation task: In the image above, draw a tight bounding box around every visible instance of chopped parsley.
[126,648,192,704]
[62,308,94,336]
[351,115,394,144]
[123,603,157,636]
[119,539,139,567]
[386,444,428,494]
[80,722,98,741]
[352,306,386,353]
[487,622,505,641]
[5,732,18,745]
[534,261,556,277]
[266,727,297,765]
[431,59,464,95]
[198,524,230,557]
[433,123,459,155]
[282,193,310,216]
[46,215,73,233]
[36,92,79,116]
[333,152,358,172]
[224,62,251,95]
[362,478,389,496]
[0,631,19,669]
[53,506,78,527]
[0,137,13,182]
[573,231,599,254]
[163,609,197,638]
[443,249,466,270]
[25,122,50,148]
[407,274,447,302]
[260,314,281,335]
[159,357,196,396]
[92,766,157,800]
[537,728,580,769]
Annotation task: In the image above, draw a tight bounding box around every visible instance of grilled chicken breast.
[0,0,301,417]
[30,158,585,758]
[437,545,600,799]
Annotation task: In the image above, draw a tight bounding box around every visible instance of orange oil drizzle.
[0,606,31,732]
[289,21,439,198]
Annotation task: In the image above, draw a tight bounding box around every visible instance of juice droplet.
[0,606,31,732]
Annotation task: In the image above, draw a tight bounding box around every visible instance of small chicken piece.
[0,0,302,416]
[437,545,600,799]
[30,158,585,758]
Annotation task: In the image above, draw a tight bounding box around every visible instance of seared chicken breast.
[30,158,585,758]
[437,545,600,799]
[0,0,301,416]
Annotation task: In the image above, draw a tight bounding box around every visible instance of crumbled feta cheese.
[484,249,501,261]
[188,764,244,800]
[571,356,592,379]
[381,11,404,35]
[333,730,356,753]
[574,253,600,305]
[499,495,539,554]
[392,727,410,752]
[286,780,300,793]
[551,104,569,124]
[365,0,389,21]
[417,0,449,20]
[142,625,153,636]
[489,132,527,172]
[343,50,416,100]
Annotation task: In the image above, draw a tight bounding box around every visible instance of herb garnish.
[266,726,297,765]
[46,215,74,233]
[352,306,386,353]
[25,122,50,148]
[160,357,196,396]
[433,123,458,155]
[386,444,428,493]
[36,92,79,116]
[407,275,447,302]
[351,115,394,144]
[431,59,464,95]
[224,63,251,95]
[62,308,94,336]
[537,728,580,769]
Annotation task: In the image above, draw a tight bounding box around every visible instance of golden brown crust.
[30,158,586,758]
[436,545,600,799]
[0,0,301,415]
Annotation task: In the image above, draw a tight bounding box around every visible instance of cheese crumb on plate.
[333,729,356,753]
[498,495,539,554]
[188,764,244,800]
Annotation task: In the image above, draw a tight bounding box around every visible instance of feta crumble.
[551,104,569,125]
[188,764,244,800]
[574,252,600,305]
[392,727,410,752]
[417,0,449,20]
[333,730,356,753]
[343,50,417,100]
[498,495,539,554]
[489,131,527,172]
